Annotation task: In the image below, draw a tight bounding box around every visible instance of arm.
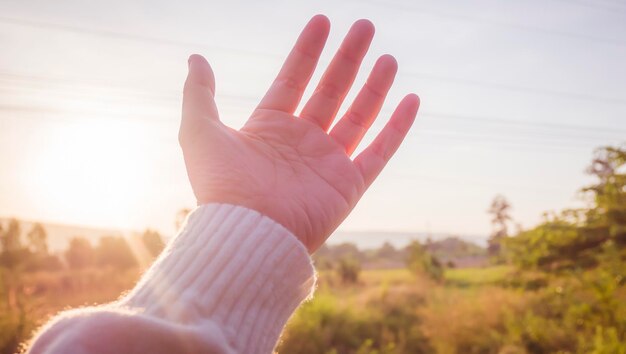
[28,205,314,354]
[27,15,419,354]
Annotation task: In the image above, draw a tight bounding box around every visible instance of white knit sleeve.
[27,204,316,354]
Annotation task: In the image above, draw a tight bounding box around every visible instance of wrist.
[194,196,317,253]
[120,203,316,353]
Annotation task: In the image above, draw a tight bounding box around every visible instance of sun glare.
[22,117,154,229]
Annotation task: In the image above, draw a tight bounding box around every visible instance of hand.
[179,15,419,253]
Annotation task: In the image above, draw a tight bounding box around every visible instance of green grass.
[444,265,513,286]
[357,266,513,288]
[360,268,413,284]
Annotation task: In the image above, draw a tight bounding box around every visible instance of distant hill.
[425,237,488,268]
[1,218,487,267]
[0,218,129,252]
[317,235,487,269]
[329,230,486,249]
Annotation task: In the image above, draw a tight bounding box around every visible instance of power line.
[1,67,624,145]
[583,0,626,10]
[419,121,624,145]
[5,71,624,119]
[0,16,277,59]
[0,102,590,192]
[1,76,624,141]
[1,102,617,151]
[408,72,626,106]
[4,8,625,51]
[422,112,626,136]
[0,72,255,104]
[2,104,615,162]
[415,129,613,150]
[361,0,626,47]
[3,70,626,134]
[391,173,575,193]
[549,0,626,15]
[3,16,626,107]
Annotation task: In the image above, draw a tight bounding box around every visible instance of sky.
[1,0,625,245]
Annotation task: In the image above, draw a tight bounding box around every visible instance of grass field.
[3,264,623,353]
[278,266,530,353]
[444,265,514,286]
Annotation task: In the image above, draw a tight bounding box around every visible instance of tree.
[95,236,137,269]
[1,219,21,253]
[376,242,397,259]
[506,145,626,270]
[27,223,48,255]
[22,223,62,271]
[141,229,165,258]
[584,146,626,242]
[406,241,443,281]
[336,256,360,284]
[175,208,192,231]
[65,237,94,270]
[487,195,512,258]
[0,219,24,268]
[329,243,362,262]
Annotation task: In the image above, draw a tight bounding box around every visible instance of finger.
[353,94,420,188]
[329,54,397,155]
[299,19,375,131]
[255,15,330,114]
[180,54,219,144]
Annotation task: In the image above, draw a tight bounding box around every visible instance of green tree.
[506,145,626,270]
[95,236,138,269]
[376,242,398,259]
[175,208,192,231]
[311,243,333,270]
[141,229,165,258]
[487,195,512,259]
[336,256,360,284]
[24,224,63,271]
[65,237,94,270]
[584,146,626,243]
[27,223,48,255]
[406,241,443,281]
[0,219,21,253]
[0,219,24,269]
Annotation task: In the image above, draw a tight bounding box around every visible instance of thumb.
[180,54,220,143]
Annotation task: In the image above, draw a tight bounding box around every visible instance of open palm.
[179,15,419,252]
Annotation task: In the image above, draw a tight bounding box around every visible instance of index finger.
[255,15,330,114]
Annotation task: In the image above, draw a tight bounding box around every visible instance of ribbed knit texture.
[27,204,316,354]
[121,203,316,353]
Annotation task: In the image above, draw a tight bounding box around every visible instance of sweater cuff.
[120,204,316,353]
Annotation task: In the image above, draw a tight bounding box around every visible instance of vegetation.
[406,241,443,281]
[0,145,624,353]
[337,256,361,284]
[0,223,163,354]
[498,145,626,352]
[487,194,513,261]
[281,145,626,353]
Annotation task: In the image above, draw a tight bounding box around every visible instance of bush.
[337,257,361,284]
[95,236,137,269]
[406,241,443,281]
[279,290,433,354]
[65,237,94,270]
[23,254,63,272]
[141,230,165,258]
[502,261,626,353]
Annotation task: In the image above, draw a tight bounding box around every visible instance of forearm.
[27,204,316,354]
